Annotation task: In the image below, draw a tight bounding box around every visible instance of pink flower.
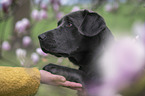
[2,41,11,51]
[36,48,48,56]
[39,10,48,20]
[40,3,48,10]
[22,18,30,29]
[31,53,39,64]
[71,6,80,12]
[1,0,12,13]
[22,36,32,47]
[102,38,144,81]
[16,48,27,58]
[31,9,48,21]
[53,3,59,12]
[31,9,40,21]
[15,21,25,33]
[91,37,145,96]
[15,18,30,33]
[104,3,119,12]
[16,48,27,66]
[104,3,113,12]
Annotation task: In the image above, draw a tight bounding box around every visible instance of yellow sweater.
[0,66,40,96]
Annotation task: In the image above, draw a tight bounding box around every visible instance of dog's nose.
[38,34,47,41]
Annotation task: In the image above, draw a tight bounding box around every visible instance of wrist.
[40,70,46,84]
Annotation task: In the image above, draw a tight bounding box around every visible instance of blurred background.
[0,0,145,96]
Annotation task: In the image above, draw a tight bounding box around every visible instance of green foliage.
[96,3,145,36]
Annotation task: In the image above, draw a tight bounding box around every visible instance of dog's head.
[38,10,112,57]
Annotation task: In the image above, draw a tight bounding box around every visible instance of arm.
[0,66,40,96]
[0,66,82,96]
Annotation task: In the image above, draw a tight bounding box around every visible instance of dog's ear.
[78,10,106,37]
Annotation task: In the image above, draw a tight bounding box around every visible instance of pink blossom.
[40,3,48,10]
[104,3,119,12]
[104,3,113,12]
[15,21,25,33]
[39,10,48,20]
[31,9,40,21]
[2,41,11,51]
[31,9,48,21]
[71,6,80,12]
[16,48,27,66]
[91,37,145,96]
[53,3,59,12]
[22,18,30,29]
[15,18,30,33]
[22,36,32,47]
[36,48,48,56]
[16,48,27,58]
[101,38,144,82]
[31,53,39,64]
[1,0,12,13]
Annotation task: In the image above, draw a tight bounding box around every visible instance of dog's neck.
[69,29,114,70]
[68,44,103,68]
[69,39,103,68]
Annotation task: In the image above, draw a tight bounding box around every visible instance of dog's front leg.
[43,63,85,84]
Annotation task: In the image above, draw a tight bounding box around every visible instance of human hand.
[40,70,83,90]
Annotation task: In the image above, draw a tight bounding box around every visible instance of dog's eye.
[66,23,72,27]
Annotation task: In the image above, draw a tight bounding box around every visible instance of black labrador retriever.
[38,10,114,96]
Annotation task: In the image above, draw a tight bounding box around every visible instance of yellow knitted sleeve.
[0,66,40,96]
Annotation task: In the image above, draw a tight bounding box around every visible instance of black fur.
[38,10,113,96]
[43,63,85,83]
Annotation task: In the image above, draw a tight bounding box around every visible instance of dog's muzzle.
[38,32,57,53]
[38,34,47,41]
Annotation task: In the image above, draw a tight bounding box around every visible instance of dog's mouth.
[41,47,69,57]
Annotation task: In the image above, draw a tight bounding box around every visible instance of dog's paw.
[43,63,58,74]
[42,63,84,84]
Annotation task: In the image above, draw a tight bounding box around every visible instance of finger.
[42,70,66,82]
[60,81,83,88]
[52,75,66,82]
